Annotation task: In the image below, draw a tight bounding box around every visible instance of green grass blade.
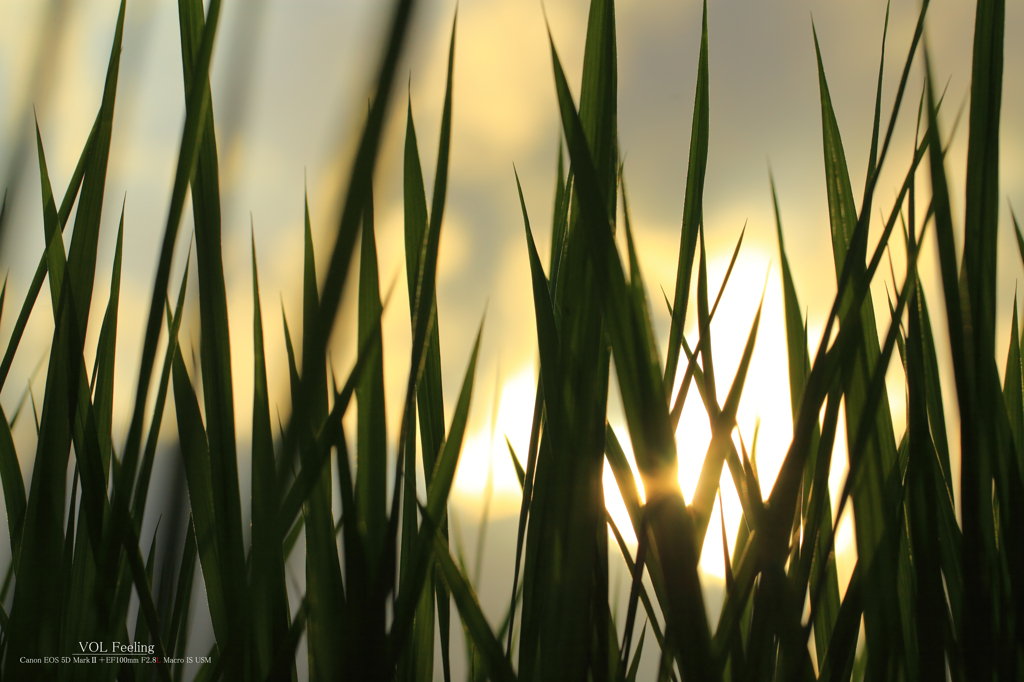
[516,169,561,406]
[432,531,517,682]
[506,437,526,489]
[550,140,567,277]
[56,466,78,675]
[171,347,229,649]
[302,0,416,453]
[132,523,160,673]
[578,0,617,218]
[689,284,764,550]
[521,4,621,677]
[0,404,23,569]
[814,26,905,672]
[91,205,123,476]
[409,20,454,483]
[406,21,457,680]
[771,173,840,664]
[664,0,709,390]
[818,562,862,681]
[924,50,995,676]
[63,0,125,342]
[249,234,290,680]
[120,0,222,517]
[905,247,952,679]
[864,2,889,184]
[695,225,718,410]
[133,259,190,525]
[357,177,388,563]
[917,290,955,496]
[0,118,94,392]
[175,4,248,672]
[625,625,645,682]
[390,320,483,664]
[959,3,1011,668]
[403,101,428,298]
[299,197,344,682]
[962,0,1004,362]
[5,275,74,679]
[166,515,197,667]
[1004,298,1024,471]
[547,24,714,680]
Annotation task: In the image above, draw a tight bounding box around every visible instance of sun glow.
[452,366,538,513]
[451,245,858,582]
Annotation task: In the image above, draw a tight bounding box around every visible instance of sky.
[1,0,1023,674]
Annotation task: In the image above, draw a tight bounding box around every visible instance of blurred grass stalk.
[0,0,1021,680]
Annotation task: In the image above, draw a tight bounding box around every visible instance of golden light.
[449,240,864,586]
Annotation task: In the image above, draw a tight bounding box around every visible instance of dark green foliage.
[0,0,1020,679]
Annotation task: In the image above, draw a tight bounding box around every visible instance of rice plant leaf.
[505,379,545,659]
[5,274,74,678]
[607,517,666,653]
[694,237,717,419]
[408,20,453,485]
[92,206,123,476]
[520,4,621,678]
[63,0,124,343]
[689,286,764,549]
[625,625,645,682]
[175,5,248,672]
[166,516,197,665]
[548,24,714,681]
[4,93,118,675]
[960,6,1016,666]
[516,168,561,403]
[962,0,1004,362]
[550,140,568,277]
[403,100,429,298]
[924,50,996,676]
[106,46,225,676]
[864,2,890,185]
[0,406,23,570]
[1004,298,1024,472]
[57,466,79,669]
[132,524,160,672]
[819,562,863,681]
[426,320,482,555]
[34,123,65,320]
[133,260,190,524]
[814,26,866,274]
[905,248,950,679]
[506,437,526,490]
[604,428,671,640]
[402,22,457,679]
[171,348,229,650]
[249,234,290,680]
[305,0,416,445]
[299,201,344,682]
[664,0,709,390]
[814,26,904,669]
[0,117,94,391]
[274,294,386,539]
[357,177,388,563]
[771,174,840,663]
[770,175,813,420]
[578,0,617,218]
[432,531,517,682]
[391,320,483,662]
[668,226,744,426]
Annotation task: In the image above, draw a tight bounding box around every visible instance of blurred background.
[0,0,1022,676]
